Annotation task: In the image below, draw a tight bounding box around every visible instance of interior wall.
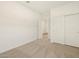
[0,1,41,53]
[50,2,79,46]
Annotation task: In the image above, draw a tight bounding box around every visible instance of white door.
[50,16,64,44]
[65,13,79,47]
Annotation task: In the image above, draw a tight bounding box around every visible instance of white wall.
[50,2,79,47]
[51,2,79,17]
[0,2,41,53]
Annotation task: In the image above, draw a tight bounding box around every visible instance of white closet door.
[65,14,79,47]
[51,16,64,44]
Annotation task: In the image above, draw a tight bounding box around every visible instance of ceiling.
[19,1,72,15]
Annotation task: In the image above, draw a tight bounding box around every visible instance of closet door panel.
[51,16,64,44]
[65,14,79,47]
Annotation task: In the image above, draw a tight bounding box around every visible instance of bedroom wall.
[0,1,41,53]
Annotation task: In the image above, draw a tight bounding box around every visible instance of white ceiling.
[19,1,72,15]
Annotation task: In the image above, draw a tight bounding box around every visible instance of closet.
[65,13,79,47]
[50,2,79,47]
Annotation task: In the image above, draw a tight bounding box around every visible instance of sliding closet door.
[65,13,79,47]
[50,16,64,44]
